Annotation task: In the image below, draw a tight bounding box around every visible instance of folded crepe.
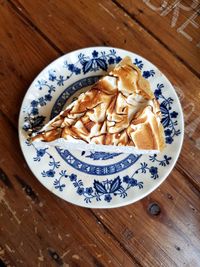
[31,56,165,153]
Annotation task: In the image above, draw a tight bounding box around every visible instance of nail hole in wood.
[175,245,181,251]
[48,249,63,265]
[148,202,161,216]
[167,193,173,200]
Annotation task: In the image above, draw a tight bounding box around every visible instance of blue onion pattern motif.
[133,58,155,78]
[149,154,172,166]
[23,79,55,132]
[77,49,122,74]
[86,151,122,160]
[69,173,77,181]
[23,52,162,133]
[154,83,181,144]
[27,141,173,203]
[45,170,55,177]
[34,148,47,161]
[23,51,181,205]
[133,58,143,70]
[53,170,67,191]
[30,143,60,178]
[23,49,122,132]
[143,70,155,79]
[57,148,141,176]
[149,167,158,179]
[129,162,159,180]
[48,70,57,81]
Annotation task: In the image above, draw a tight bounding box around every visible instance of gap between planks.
[112,0,200,79]
[1,104,200,263]
[2,1,200,263]
[1,95,200,198]
[3,0,200,193]
[2,0,200,196]
[175,163,200,195]
[91,210,143,267]
[9,0,200,80]
[7,0,63,55]
[0,109,141,265]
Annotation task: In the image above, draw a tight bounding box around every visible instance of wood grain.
[93,168,200,266]
[0,0,199,266]
[0,112,137,266]
[114,0,200,76]
[0,2,137,266]
[1,113,199,266]
[0,0,59,126]
[7,0,200,186]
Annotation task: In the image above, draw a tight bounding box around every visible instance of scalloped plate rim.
[18,46,184,208]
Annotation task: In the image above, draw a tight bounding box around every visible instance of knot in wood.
[148,202,161,216]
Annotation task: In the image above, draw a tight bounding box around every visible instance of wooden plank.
[92,168,200,266]
[0,1,199,266]
[1,112,199,266]
[0,0,59,126]
[0,3,137,266]
[114,0,200,76]
[0,112,136,266]
[6,0,200,186]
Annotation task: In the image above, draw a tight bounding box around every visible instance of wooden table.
[0,1,200,266]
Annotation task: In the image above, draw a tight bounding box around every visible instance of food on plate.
[31,56,165,152]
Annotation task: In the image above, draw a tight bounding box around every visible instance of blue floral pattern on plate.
[27,142,171,203]
[19,47,184,208]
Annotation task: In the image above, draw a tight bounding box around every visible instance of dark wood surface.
[0,1,200,266]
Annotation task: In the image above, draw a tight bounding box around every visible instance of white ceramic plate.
[19,47,184,208]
